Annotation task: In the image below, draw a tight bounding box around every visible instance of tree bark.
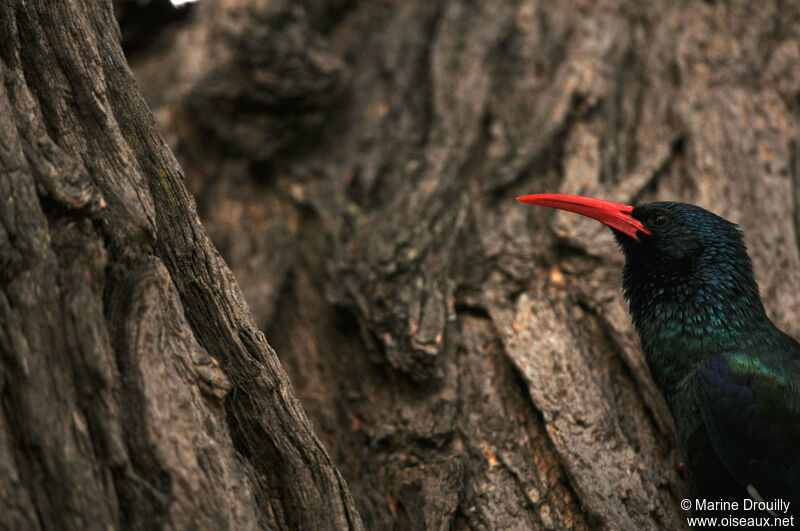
[128,0,800,529]
[5,0,800,529]
[0,1,361,529]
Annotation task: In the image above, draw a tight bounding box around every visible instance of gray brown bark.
[128,0,800,529]
[0,1,361,529]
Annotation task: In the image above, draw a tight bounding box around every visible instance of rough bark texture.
[125,0,800,528]
[5,0,800,529]
[0,1,361,529]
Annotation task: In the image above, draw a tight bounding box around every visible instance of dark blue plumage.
[517,194,800,515]
[618,202,800,511]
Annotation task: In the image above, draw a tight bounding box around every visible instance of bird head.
[516,193,747,266]
[517,193,764,360]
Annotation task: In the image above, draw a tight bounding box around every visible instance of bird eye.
[649,212,669,228]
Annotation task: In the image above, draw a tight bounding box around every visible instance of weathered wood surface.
[0,1,361,529]
[4,0,800,528]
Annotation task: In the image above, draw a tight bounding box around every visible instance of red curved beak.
[516,193,650,241]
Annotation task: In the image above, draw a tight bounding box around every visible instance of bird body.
[518,194,800,513]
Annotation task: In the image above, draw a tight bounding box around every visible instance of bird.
[517,193,800,516]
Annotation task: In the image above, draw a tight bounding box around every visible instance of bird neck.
[622,249,772,398]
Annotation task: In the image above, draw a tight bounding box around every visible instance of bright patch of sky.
[171,0,197,6]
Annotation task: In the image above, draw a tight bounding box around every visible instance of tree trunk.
[6,0,800,529]
[0,1,361,529]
